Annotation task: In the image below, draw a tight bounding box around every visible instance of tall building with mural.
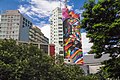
[62,6,83,64]
[49,0,83,64]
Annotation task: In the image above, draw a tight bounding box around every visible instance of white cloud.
[81,33,93,54]
[18,5,30,13]
[35,21,47,28]
[18,0,73,20]
[40,24,50,39]
[75,9,84,14]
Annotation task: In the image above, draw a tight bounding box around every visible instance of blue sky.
[0,0,86,26]
[0,0,87,38]
[0,0,92,53]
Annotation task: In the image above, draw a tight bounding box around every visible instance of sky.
[0,0,92,53]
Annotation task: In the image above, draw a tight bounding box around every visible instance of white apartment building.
[50,7,63,56]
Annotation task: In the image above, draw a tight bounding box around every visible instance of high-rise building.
[62,7,83,64]
[50,7,64,56]
[0,10,32,41]
[0,10,49,44]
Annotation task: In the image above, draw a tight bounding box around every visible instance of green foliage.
[101,57,120,79]
[0,39,98,80]
[82,0,120,79]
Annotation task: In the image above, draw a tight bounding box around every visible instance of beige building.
[0,10,49,44]
[0,10,32,41]
[17,41,49,54]
[29,26,49,44]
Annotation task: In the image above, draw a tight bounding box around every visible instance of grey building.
[17,41,49,54]
[0,10,49,44]
[0,10,32,41]
[81,54,111,75]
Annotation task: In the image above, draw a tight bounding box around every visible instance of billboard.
[62,7,83,64]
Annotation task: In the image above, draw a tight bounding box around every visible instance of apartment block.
[50,7,63,56]
[29,26,49,44]
[0,10,32,41]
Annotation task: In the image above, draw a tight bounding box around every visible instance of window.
[58,30,62,32]
[59,37,63,39]
[23,18,25,20]
[22,25,25,28]
[59,34,62,36]
[2,15,4,17]
[58,27,62,29]
[17,23,19,25]
[1,19,3,21]
[68,60,70,62]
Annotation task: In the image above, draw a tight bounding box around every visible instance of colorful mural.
[62,7,83,64]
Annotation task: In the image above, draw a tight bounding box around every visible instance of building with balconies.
[50,7,64,57]
[29,26,49,44]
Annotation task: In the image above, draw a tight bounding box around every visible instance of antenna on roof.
[65,0,67,6]
[59,0,67,8]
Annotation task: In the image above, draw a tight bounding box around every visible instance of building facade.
[0,10,32,41]
[50,7,64,56]
[62,7,83,64]
[81,54,110,75]
[17,41,49,54]
[29,26,49,44]
[0,10,49,44]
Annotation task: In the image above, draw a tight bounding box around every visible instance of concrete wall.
[19,16,32,42]
[81,54,111,75]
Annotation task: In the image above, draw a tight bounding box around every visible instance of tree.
[1,39,94,80]
[82,0,120,79]
[0,39,55,80]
